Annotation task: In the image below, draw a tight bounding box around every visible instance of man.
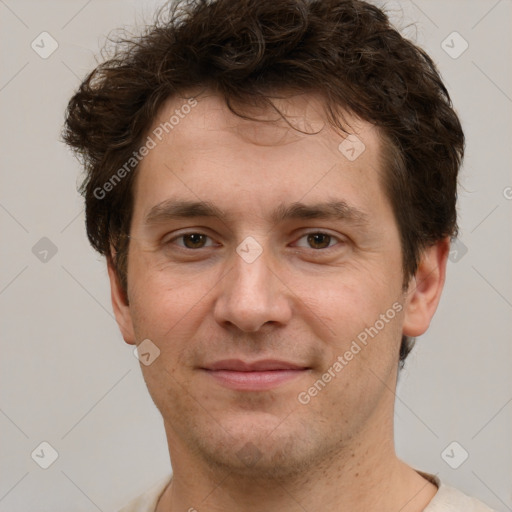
[62,0,495,510]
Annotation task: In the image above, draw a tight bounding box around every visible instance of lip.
[200,359,310,391]
[204,359,307,372]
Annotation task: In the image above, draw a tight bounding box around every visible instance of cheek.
[126,249,210,345]
[296,266,404,389]
[298,297,403,431]
[299,264,400,332]
[127,268,205,403]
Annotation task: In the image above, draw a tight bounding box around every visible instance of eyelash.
[164,231,344,252]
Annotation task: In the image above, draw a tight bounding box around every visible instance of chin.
[186,413,327,480]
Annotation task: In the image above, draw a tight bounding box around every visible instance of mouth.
[200,359,311,391]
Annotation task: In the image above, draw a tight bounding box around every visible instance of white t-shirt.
[117,471,496,512]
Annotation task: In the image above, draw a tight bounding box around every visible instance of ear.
[107,256,136,345]
[402,237,450,337]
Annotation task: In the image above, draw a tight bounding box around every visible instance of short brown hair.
[62,0,464,366]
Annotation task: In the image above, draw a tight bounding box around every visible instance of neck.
[156,410,437,512]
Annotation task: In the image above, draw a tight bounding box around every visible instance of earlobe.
[107,257,136,345]
[402,237,450,338]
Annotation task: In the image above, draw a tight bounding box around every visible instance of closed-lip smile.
[200,359,310,391]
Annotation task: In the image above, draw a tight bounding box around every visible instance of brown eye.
[182,233,208,249]
[307,233,332,249]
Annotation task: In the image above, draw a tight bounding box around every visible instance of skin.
[109,91,449,512]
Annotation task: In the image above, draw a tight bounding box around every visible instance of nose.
[213,244,293,333]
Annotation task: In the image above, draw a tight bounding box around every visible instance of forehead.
[133,91,388,222]
[148,90,379,153]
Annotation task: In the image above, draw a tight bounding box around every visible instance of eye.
[168,232,216,249]
[293,232,342,250]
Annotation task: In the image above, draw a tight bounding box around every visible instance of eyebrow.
[144,199,369,227]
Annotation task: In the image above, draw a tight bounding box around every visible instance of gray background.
[0,0,510,510]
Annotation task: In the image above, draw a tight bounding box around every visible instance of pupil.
[308,233,330,249]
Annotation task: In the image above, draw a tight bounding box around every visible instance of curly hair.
[62,0,465,367]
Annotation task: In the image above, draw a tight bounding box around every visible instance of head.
[63,0,464,478]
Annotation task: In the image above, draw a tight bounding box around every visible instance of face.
[109,91,447,478]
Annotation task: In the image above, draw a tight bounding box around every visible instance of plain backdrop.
[0,0,511,510]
